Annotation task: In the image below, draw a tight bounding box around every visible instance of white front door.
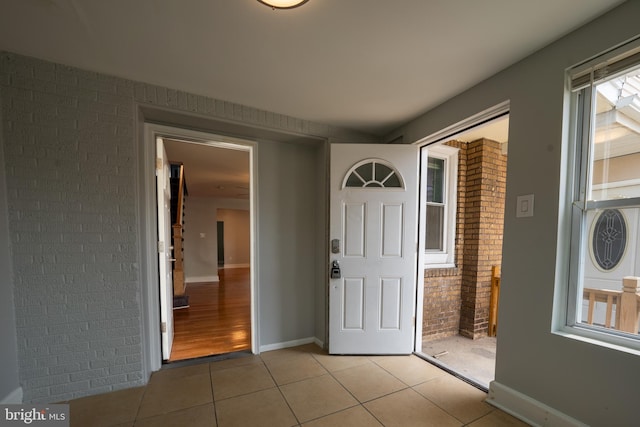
[329,144,419,354]
[156,137,174,360]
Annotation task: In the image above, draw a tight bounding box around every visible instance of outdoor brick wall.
[422,138,506,341]
[421,141,466,340]
[460,138,506,338]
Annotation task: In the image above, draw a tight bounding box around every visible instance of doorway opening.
[154,127,255,363]
[415,106,509,390]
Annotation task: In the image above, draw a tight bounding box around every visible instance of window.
[343,159,404,188]
[564,40,640,347]
[421,144,459,267]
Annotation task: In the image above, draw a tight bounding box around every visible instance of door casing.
[140,123,258,374]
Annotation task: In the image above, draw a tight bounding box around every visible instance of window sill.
[424,263,456,270]
[552,325,640,356]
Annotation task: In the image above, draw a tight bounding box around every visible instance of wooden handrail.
[172,164,187,297]
[488,266,500,337]
[174,164,186,226]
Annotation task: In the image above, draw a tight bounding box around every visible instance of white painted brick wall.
[1,52,142,403]
[0,50,374,403]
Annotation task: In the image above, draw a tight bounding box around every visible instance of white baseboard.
[259,337,318,353]
[185,275,219,283]
[488,381,587,427]
[1,387,23,404]
[219,263,250,269]
[313,337,324,349]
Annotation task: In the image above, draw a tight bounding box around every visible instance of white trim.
[259,336,317,353]
[421,144,459,267]
[413,101,510,146]
[552,326,640,355]
[313,337,324,349]
[488,381,588,427]
[423,263,456,270]
[185,275,220,283]
[0,387,23,404]
[592,178,640,191]
[219,263,251,269]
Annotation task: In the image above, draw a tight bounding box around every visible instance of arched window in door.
[342,159,404,189]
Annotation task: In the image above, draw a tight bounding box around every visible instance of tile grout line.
[310,352,403,427]
[365,355,478,425]
[131,376,152,424]
[208,361,220,427]
[260,355,304,426]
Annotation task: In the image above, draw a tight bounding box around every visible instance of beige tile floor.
[66,344,529,427]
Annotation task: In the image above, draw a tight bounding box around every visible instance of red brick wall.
[422,138,506,341]
[422,141,466,340]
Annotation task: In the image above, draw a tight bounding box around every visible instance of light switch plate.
[516,194,534,218]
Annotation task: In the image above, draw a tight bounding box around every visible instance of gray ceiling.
[0,1,626,199]
[0,0,626,137]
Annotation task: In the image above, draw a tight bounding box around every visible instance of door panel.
[380,278,402,329]
[382,204,403,257]
[156,138,174,360]
[329,144,418,354]
[343,278,365,330]
[344,203,366,257]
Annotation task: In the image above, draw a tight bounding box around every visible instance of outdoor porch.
[420,335,497,391]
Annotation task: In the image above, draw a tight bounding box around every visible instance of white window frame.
[556,38,640,353]
[420,144,459,268]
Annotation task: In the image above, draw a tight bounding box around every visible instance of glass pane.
[346,173,365,187]
[578,206,638,331]
[355,163,373,182]
[590,66,640,202]
[374,163,393,182]
[383,173,401,187]
[591,209,627,270]
[427,158,444,203]
[425,204,444,251]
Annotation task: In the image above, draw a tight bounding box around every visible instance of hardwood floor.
[169,267,251,362]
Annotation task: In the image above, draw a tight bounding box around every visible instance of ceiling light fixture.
[258,0,309,10]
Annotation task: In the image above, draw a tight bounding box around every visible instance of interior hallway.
[170,268,251,361]
[67,344,527,427]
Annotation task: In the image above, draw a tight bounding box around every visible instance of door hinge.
[158,241,164,253]
[156,158,162,170]
[161,322,166,333]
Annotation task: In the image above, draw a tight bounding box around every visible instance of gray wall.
[183,197,251,281]
[396,2,640,425]
[217,208,250,267]
[0,52,355,403]
[183,197,222,281]
[0,97,20,402]
[258,140,320,346]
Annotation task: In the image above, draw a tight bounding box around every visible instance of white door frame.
[140,123,258,375]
